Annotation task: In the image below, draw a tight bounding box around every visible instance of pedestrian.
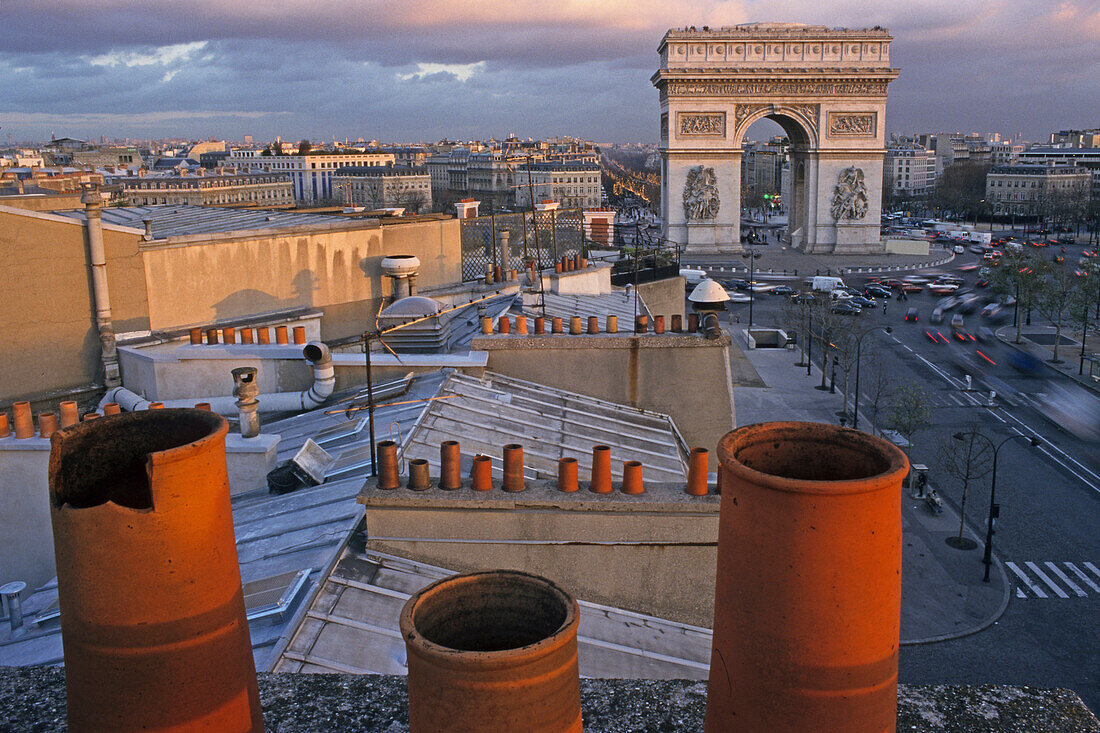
[882,301,888,314]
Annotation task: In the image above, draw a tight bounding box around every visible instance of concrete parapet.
[358,478,720,627]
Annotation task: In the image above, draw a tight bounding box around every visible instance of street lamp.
[852,325,892,427]
[742,248,763,328]
[952,431,1041,582]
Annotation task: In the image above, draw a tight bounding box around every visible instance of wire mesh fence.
[460,209,586,281]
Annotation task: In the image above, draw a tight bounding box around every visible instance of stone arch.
[653,24,898,255]
[731,105,818,149]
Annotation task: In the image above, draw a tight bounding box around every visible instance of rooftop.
[50,204,367,238]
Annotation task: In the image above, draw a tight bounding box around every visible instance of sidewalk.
[730,342,1010,644]
[682,241,955,278]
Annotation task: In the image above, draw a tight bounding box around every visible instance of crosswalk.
[1005,561,1100,599]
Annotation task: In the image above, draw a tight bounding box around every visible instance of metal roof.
[273,548,711,679]
[51,204,368,238]
[0,372,444,672]
[401,371,687,483]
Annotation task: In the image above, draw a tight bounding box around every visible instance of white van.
[811,276,845,293]
[680,268,708,289]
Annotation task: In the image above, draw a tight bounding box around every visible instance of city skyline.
[1,1,1098,144]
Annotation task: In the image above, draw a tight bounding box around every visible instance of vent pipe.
[380,255,421,301]
[82,186,120,387]
[232,367,260,438]
[1,581,26,635]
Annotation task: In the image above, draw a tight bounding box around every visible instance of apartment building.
[226,149,395,204]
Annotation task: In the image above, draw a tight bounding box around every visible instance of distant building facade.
[884,146,936,199]
[226,149,396,204]
[1017,147,1100,200]
[512,162,602,209]
[114,170,294,207]
[331,165,432,213]
[985,164,1090,216]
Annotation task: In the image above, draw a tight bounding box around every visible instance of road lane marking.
[1085,562,1100,583]
[1006,562,1048,598]
[1067,563,1100,593]
[996,411,1100,495]
[1045,562,1086,597]
[1016,588,1027,598]
[1025,561,1069,598]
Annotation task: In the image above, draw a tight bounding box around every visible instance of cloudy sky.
[1,1,1097,145]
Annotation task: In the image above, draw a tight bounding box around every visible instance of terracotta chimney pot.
[256,327,271,345]
[515,317,528,335]
[621,461,644,494]
[671,314,683,332]
[14,402,33,438]
[275,326,289,345]
[502,444,525,492]
[401,570,582,733]
[557,457,579,492]
[38,412,59,439]
[292,326,306,345]
[189,327,203,345]
[222,327,235,345]
[408,459,431,491]
[551,317,563,334]
[0,413,9,438]
[705,422,908,733]
[471,455,493,491]
[654,315,665,334]
[498,316,511,335]
[686,447,709,496]
[534,316,546,334]
[440,441,462,490]
[103,403,121,416]
[48,410,263,732]
[59,401,79,429]
[590,445,612,494]
[206,328,220,345]
[606,315,617,333]
[377,440,400,490]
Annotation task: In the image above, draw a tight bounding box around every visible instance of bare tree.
[1032,258,1081,363]
[885,384,933,475]
[781,292,814,367]
[1069,259,1100,374]
[989,248,1043,343]
[862,360,895,435]
[937,424,993,543]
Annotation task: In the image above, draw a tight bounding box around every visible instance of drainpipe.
[82,187,121,387]
[98,341,335,415]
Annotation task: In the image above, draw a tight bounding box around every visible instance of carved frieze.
[667,81,889,97]
[827,112,877,137]
[677,112,726,136]
[831,167,869,221]
[734,104,769,132]
[683,166,720,221]
[661,113,669,141]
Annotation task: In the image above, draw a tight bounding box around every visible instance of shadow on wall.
[212,269,318,325]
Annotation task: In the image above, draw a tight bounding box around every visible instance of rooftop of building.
[333,165,428,177]
[989,164,1091,175]
[50,204,367,238]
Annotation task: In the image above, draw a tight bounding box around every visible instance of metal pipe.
[98,341,336,415]
[1,581,26,634]
[82,188,120,387]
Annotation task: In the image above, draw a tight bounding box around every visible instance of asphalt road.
[714,245,1100,711]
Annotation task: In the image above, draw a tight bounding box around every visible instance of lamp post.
[741,248,762,328]
[952,431,1041,582]
[852,326,892,428]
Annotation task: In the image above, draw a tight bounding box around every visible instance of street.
[710,242,1100,710]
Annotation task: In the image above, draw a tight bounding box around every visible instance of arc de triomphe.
[653,24,899,254]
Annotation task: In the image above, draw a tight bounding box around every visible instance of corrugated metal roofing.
[273,548,711,679]
[0,372,444,672]
[401,371,687,483]
[51,204,368,238]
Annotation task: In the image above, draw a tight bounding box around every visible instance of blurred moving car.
[930,307,944,324]
[831,301,861,315]
[905,307,919,322]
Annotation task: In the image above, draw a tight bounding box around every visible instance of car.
[832,289,854,300]
[953,329,975,342]
[727,292,752,303]
[900,283,923,293]
[865,285,891,298]
[769,285,795,296]
[930,307,944,324]
[848,295,875,308]
[718,278,751,291]
[975,279,990,288]
[936,275,964,285]
[928,284,958,295]
[980,303,1003,319]
[789,291,815,303]
[950,313,964,329]
[904,307,919,322]
[953,245,965,254]
[831,301,861,315]
[976,327,995,343]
